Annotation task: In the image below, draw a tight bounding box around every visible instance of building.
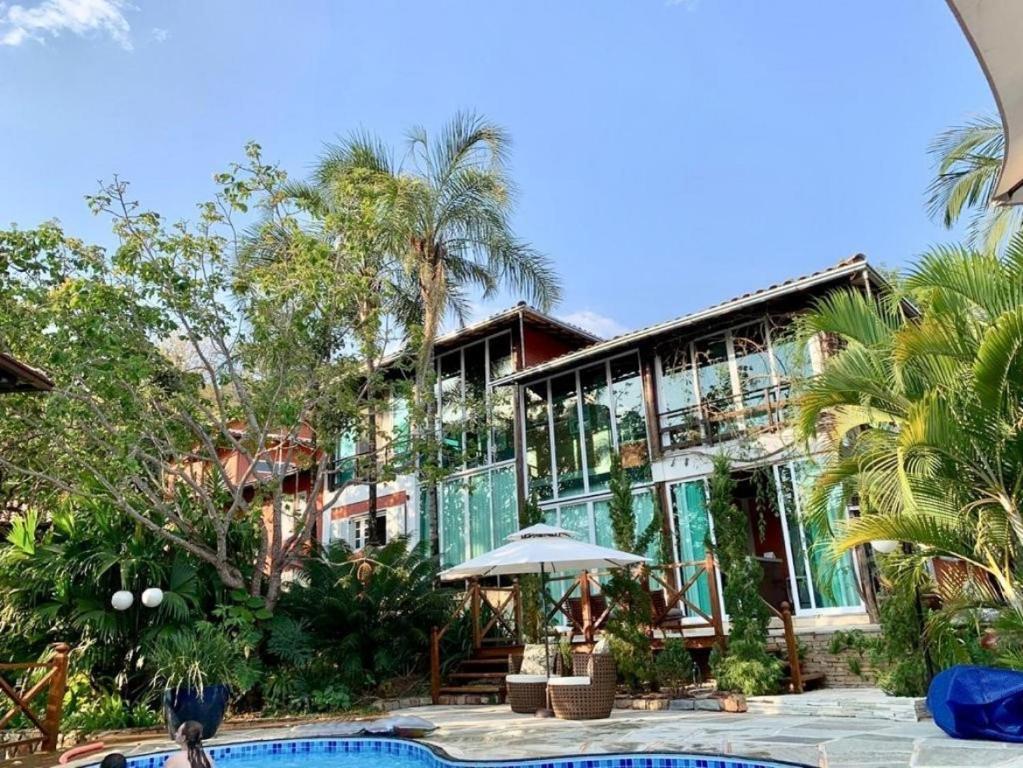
[322,255,886,634]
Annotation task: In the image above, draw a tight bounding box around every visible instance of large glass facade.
[774,460,860,612]
[657,317,818,449]
[669,480,713,616]
[439,464,519,568]
[435,331,517,471]
[524,352,651,503]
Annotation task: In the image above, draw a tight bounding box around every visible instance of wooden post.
[780,602,803,694]
[512,578,523,644]
[579,571,593,643]
[430,627,441,704]
[41,643,70,752]
[470,579,482,650]
[705,554,725,640]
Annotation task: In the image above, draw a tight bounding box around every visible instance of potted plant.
[151,622,255,739]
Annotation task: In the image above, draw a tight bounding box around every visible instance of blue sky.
[0,1,995,338]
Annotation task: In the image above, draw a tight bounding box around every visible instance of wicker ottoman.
[505,674,548,713]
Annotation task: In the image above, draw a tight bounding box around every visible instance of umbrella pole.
[541,562,552,676]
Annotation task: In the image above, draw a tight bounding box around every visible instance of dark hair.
[180,721,211,768]
[100,754,127,768]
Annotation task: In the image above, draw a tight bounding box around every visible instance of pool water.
[97,737,807,768]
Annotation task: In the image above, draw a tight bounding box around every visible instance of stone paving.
[43,699,1023,768]
[394,703,1023,768]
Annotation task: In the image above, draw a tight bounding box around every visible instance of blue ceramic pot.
[162,684,230,739]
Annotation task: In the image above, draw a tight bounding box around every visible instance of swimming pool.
[88,737,809,768]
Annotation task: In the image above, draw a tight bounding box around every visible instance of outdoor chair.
[506,644,556,714]
[548,650,616,720]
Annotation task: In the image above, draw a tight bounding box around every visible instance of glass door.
[669,480,714,617]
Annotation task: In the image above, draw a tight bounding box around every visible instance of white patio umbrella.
[438,522,648,674]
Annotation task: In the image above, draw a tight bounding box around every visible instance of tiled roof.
[495,255,882,384]
[0,352,53,393]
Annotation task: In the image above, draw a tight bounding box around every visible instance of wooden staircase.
[436,645,520,704]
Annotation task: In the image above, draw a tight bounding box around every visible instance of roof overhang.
[494,256,886,386]
[0,353,53,394]
[948,0,1023,205]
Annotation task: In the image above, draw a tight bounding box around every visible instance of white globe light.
[111,590,134,611]
[141,588,164,608]
[871,539,900,555]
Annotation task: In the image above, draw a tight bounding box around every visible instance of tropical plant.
[0,500,208,703]
[707,455,782,695]
[275,538,454,693]
[927,114,1022,253]
[317,112,563,555]
[150,621,258,695]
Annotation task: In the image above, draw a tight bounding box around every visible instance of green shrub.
[654,639,693,697]
[150,622,258,695]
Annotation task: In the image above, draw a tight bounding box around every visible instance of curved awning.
[949,0,1023,205]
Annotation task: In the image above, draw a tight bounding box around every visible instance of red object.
[59,742,105,763]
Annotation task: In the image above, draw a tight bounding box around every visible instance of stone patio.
[395,703,1023,768]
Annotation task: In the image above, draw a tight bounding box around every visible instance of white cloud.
[559,309,628,340]
[151,26,167,42]
[0,0,133,49]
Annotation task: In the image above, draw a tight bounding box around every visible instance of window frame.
[516,350,652,505]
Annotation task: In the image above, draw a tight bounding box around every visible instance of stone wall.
[790,626,882,688]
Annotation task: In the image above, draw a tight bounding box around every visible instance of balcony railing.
[658,383,795,451]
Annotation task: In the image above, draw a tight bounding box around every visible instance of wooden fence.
[0,643,71,753]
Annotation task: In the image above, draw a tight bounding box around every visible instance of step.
[438,684,503,695]
[746,688,930,722]
[459,658,510,668]
[781,672,826,692]
[448,671,508,680]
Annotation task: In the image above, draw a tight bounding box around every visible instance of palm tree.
[926,115,1023,252]
[317,112,562,556]
[796,237,1023,612]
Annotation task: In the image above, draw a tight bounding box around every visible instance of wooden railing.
[658,383,794,450]
[430,580,521,702]
[0,643,70,754]
[763,600,802,693]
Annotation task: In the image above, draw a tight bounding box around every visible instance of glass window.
[489,333,515,463]
[776,463,813,610]
[731,322,772,430]
[467,470,492,558]
[693,333,737,441]
[580,363,614,493]
[671,481,713,616]
[770,323,815,383]
[559,502,590,541]
[491,465,518,544]
[611,356,650,481]
[464,342,487,469]
[659,345,701,448]
[389,392,410,461]
[440,477,466,568]
[524,382,554,500]
[551,373,585,497]
[438,352,463,469]
[792,461,860,609]
[592,499,614,549]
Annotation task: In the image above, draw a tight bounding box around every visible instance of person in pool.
[164,721,214,768]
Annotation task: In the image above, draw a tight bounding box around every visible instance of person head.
[100,754,127,768]
[174,721,211,768]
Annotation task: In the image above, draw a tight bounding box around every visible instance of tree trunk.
[415,243,444,560]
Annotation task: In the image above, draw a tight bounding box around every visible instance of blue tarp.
[928,665,1023,742]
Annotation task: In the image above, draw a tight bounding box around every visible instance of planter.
[162,684,230,739]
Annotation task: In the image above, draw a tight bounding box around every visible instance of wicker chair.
[548,651,616,720]
[506,644,556,714]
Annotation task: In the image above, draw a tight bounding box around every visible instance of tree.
[707,454,781,695]
[0,144,379,610]
[273,143,414,545]
[927,115,1022,253]
[604,452,662,690]
[313,112,563,557]
[797,238,1023,651]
